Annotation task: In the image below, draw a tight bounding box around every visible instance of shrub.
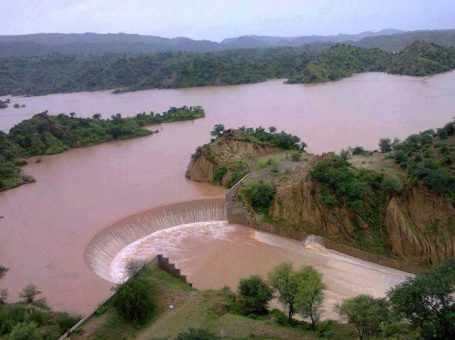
[290,151,301,161]
[237,276,273,314]
[55,313,80,334]
[212,166,227,185]
[6,322,41,340]
[382,176,404,194]
[112,279,156,325]
[226,170,247,188]
[242,181,275,214]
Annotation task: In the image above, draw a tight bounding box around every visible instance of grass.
[72,265,354,339]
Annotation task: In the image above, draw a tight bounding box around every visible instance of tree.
[210,124,225,137]
[238,275,273,314]
[112,279,156,325]
[69,112,75,118]
[336,294,390,340]
[0,265,8,279]
[295,266,325,331]
[379,138,392,153]
[19,284,42,304]
[268,262,302,322]
[92,113,102,119]
[300,142,308,152]
[268,126,277,133]
[0,289,7,304]
[387,264,455,339]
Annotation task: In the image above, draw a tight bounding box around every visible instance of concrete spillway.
[85,197,227,282]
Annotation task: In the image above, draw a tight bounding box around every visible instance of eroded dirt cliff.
[186,130,281,186]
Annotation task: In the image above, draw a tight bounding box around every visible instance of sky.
[1,0,454,41]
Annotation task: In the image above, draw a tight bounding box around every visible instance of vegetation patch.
[241,180,276,214]
[0,106,204,191]
[393,122,455,204]
[310,153,394,255]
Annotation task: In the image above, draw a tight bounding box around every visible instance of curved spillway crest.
[85,197,227,282]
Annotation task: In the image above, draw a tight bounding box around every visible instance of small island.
[0,106,204,191]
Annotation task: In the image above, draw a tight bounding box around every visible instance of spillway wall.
[85,197,227,281]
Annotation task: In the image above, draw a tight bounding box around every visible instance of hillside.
[187,123,455,265]
[1,40,454,96]
[356,29,455,51]
[289,40,455,83]
[2,28,455,57]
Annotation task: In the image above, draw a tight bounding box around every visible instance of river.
[0,72,454,314]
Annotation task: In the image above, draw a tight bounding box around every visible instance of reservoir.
[0,71,454,314]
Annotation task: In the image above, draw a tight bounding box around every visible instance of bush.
[55,313,80,334]
[212,166,227,185]
[225,170,247,188]
[112,279,156,325]
[382,176,404,194]
[242,181,275,214]
[6,322,41,340]
[290,151,301,161]
[237,276,273,314]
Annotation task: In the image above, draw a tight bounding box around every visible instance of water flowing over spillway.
[85,197,227,281]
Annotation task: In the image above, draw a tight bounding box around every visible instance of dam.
[85,197,227,282]
[85,197,413,319]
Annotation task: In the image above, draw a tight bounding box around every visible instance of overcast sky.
[1,0,454,41]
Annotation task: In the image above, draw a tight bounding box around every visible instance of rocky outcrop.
[384,186,455,264]
[266,170,455,265]
[186,135,280,185]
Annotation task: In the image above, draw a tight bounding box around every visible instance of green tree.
[336,294,390,340]
[268,262,302,322]
[238,275,273,314]
[295,266,326,331]
[210,124,225,137]
[19,285,42,304]
[112,279,156,325]
[387,264,455,339]
[379,138,392,153]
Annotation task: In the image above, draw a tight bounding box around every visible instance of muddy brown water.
[1,72,454,314]
[111,222,412,320]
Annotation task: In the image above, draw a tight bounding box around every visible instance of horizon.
[1,0,455,42]
[1,27,454,42]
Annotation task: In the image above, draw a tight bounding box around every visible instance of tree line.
[1,40,454,96]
